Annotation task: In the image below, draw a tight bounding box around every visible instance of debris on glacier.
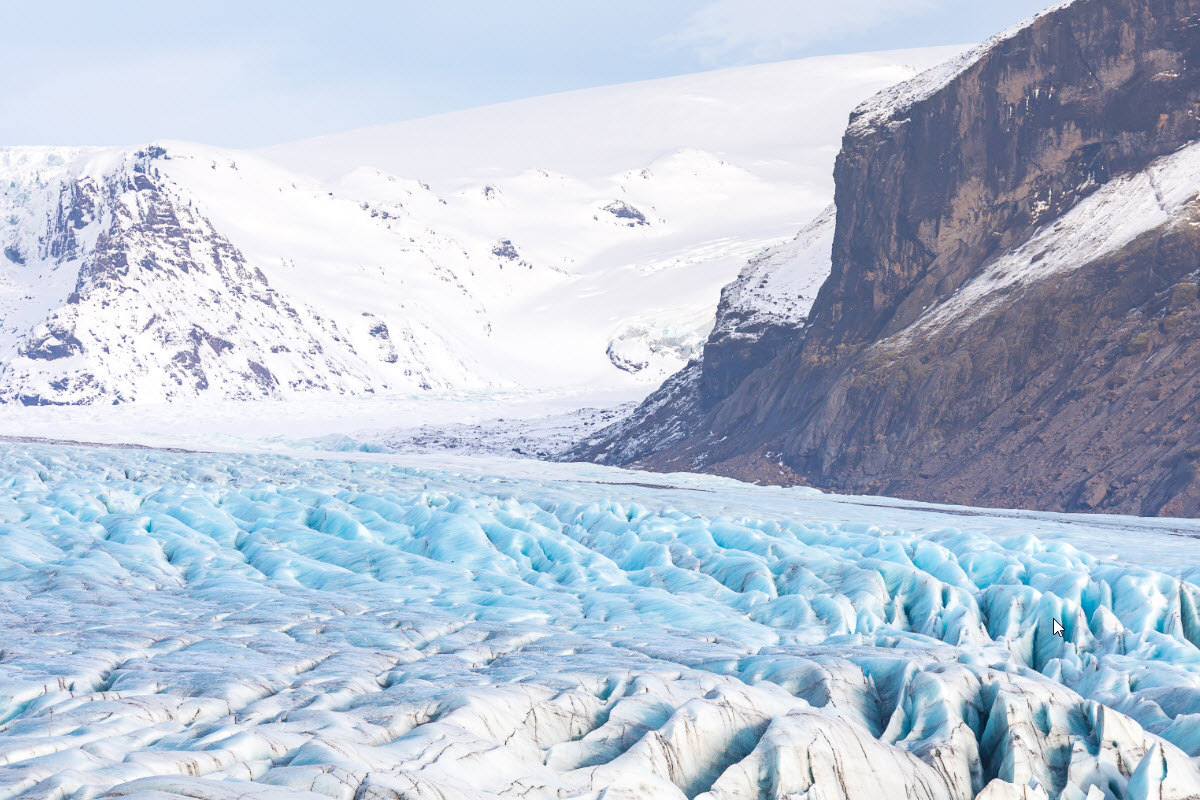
[374,402,638,460]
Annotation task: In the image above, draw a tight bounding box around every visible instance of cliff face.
[810,0,1200,355]
[572,0,1200,516]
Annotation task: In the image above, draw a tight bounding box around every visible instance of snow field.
[1,48,963,406]
[0,445,1196,798]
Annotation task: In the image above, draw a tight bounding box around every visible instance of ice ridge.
[0,445,1195,798]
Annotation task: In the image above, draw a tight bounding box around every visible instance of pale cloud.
[664,0,947,63]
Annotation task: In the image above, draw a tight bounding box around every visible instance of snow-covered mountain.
[0,48,960,406]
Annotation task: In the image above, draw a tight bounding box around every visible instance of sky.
[2,0,1058,149]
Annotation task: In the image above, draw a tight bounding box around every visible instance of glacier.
[0,443,1197,798]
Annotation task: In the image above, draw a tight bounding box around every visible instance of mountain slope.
[0,49,959,407]
[571,0,1200,517]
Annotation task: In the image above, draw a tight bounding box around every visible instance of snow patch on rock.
[709,204,835,346]
[887,139,1200,345]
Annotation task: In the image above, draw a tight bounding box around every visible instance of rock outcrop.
[571,0,1200,517]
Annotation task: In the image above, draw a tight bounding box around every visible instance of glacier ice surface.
[0,444,1196,799]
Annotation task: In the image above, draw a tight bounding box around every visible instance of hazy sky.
[3,0,1058,148]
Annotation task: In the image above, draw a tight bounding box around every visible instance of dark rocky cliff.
[570,0,1200,517]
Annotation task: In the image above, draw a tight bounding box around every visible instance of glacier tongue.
[0,444,1197,799]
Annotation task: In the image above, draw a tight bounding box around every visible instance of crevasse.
[0,444,1196,799]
